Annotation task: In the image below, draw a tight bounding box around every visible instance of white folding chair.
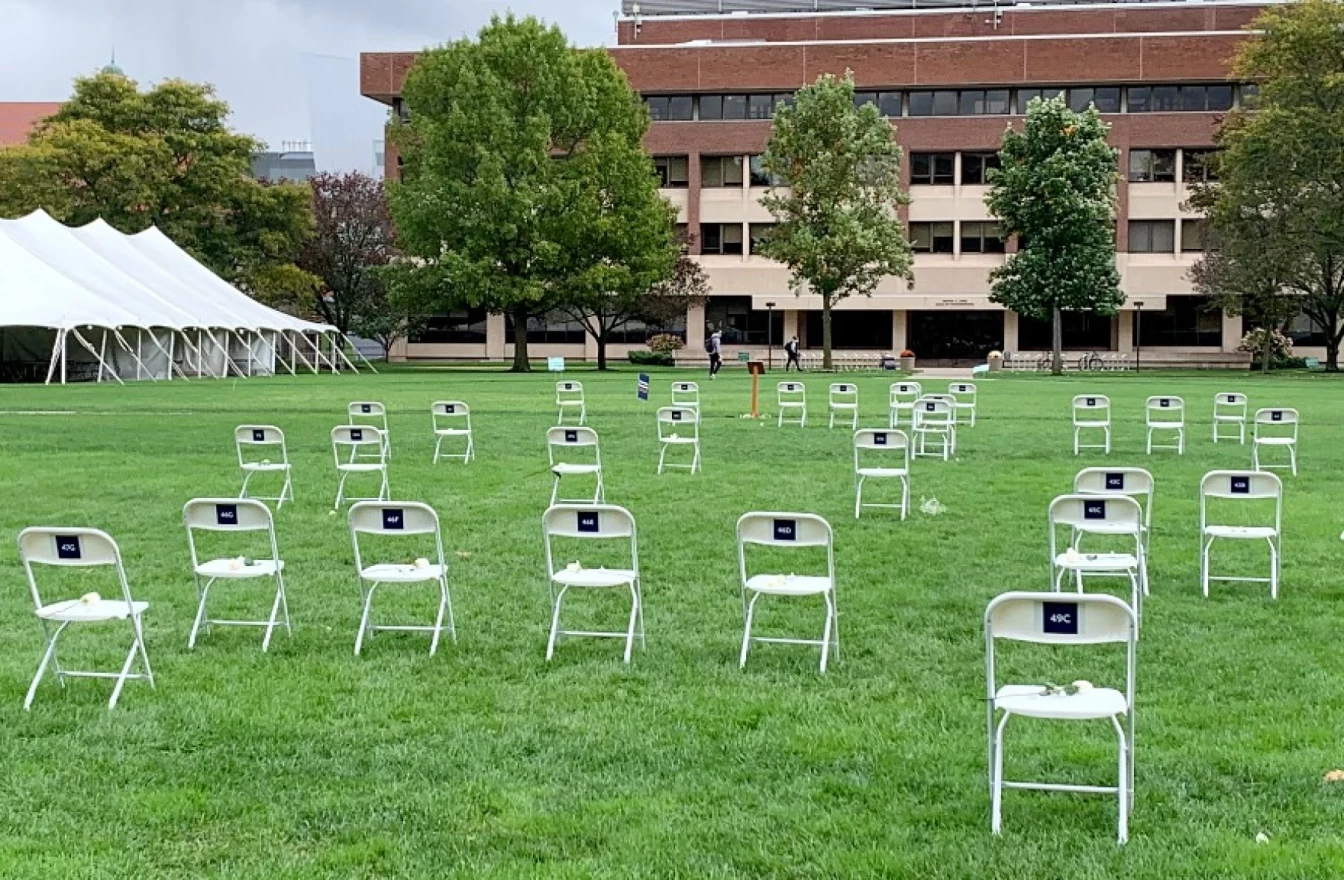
[1200,470,1283,599]
[183,498,291,652]
[671,381,700,412]
[331,425,390,507]
[235,425,294,509]
[556,381,586,425]
[17,528,155,710]
[1074,467,1154,556]
[1073,395,1111,455]
[348,401,391,460]
[828,383,859,430]
[777,382,807,427]
[949,382,978,427]
[912,397,956,460]
[889,381,922,428]
[656,406,701,474]
[1213,392,1248,444]
[1049,495,1147,622]
[542,505,643,663]
[985,591,1136,844]
[431,401,475,464]
[1145,396,1185,454]
[736,512,838,672]
[1253,408,1299,476]
[547,426,604,505]
[348,501,455,655]
[853,429,911,520]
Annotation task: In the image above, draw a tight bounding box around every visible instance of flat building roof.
[620,0,1268,15]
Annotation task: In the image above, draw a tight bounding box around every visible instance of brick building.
[0,103,61,148]
[361,0,1324,366]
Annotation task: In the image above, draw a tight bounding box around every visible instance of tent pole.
[135,329,144,380]
[44,330,64,385]
[207,329,242,378]
[309,333,335,373]
[233,330,254,377]
[74,328,124,386]
[196,330,204,378]
[275,332,296,376]
[97,330,108,383]
[292,334,316,373]
[289,332,299,374]
[113,330,155,381]
[342,334,378,373]
[61,331,67,385]
[148,331,187,380]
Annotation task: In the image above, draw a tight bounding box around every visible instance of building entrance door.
[907,311,1005,365]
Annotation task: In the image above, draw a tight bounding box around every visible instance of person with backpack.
[706,329,723,379]
[784,335,802,371]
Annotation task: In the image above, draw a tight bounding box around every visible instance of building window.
[653,156,689,188]
[911,222,955,254]
[701,155,744,188]
[1018,311,1114,351]
[701,223,744,255]
[1180,218,1209,252]
[698,94,749,121]
[1128,149,1177,183]
[504,310,586,345]
[908,90,959,117]
[1016,88,1065,113]
[1127,84,1229,113]
[910,153,955,185]
[645,95,693,122]
[960,221,1005,254]
[1128,220,1176,254]
[1240,83,1261,110]
[1068,87,1121,114]
[1182,149,1220,183]
[854,91,903,116]
[706,296,782,346]
[748,155,782,188]
[803,310,894,350]
[608,313,688,344]
[410,308,488,344]
[748,223,774,255]
[959,89,1011,115]
[748,94,779,120]
[1279,312,1330,347]
[961,152,1001,185]
[1138,295,1222,346]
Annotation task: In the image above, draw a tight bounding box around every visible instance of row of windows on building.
[655,148,1218,189]
[692,219,1208,256]
[644,83,1256,122]
[410,308,688,346]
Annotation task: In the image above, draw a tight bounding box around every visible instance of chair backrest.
[1074,467,1154,500]
[913,397,954,422]
[890,382,922,405]
[1146,396,1185,422]
[1048,493,1143,533]
[671,381,700,405]
[542,504,638,575]
[547,426,600,449]
[332,425,387,462]
[854,429,910,472]
[18,527,133,610]
[431,400,470,420]
[736,512,835,588]
[1254,407,1300,434]
[349,401,386,419]
[556,381,584,401]
[183,497,274,532]
[1215,392,1248,413]
[778,381,806,401]
[348,501,442,536]
[1200,470,1282,531]
[1072,395,1110,422]
[986,591,1136,646]
[657,406,699,438]
[949,382,977,400]
[829,383,858,403]
[235,425,287,466]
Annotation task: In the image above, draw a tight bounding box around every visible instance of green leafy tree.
[1191,0,1344,371]
[388,15,673,372]
[986,96,1122,375]
[758,73,913,370]
[0,72,313,297]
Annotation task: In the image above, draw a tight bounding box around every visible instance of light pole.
[1134,301,1145,373]
[765,301,776,369]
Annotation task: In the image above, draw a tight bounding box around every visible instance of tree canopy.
[1191,0,1344,370]
[758,73,912,369]
[0,73,313,298]
[387,15,677,371]
[985,96,1122,375]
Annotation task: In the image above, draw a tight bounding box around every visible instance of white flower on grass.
[79,592,100,605]
[566,561,582,573]
[1071,680,1094,693]
[919,496,947,516]
[1065,547,1081,564]
[1255,832,1270,845]
[669,433,679,440]
[328,509,337,517]
[414,557,430,570]
[227,556,245,572]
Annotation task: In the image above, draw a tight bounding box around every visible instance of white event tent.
[0,209,363,383]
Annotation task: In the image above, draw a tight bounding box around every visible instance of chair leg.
[657,443,668,475]
[188,578,212,649]
[429,576,448,656]
[432,436,443,464]
[634,580,646,650]
[240,469,255,499]
[623,583,639,664]
[108,624,146,711]
[991,713,1009,834]
[262,575,285,652]
[854,477,863,519]
[24,622,67,710]
[280,471,294,508]
[1269,537,1280,600]
[739,592,761,669]
[1114,716,1129,844]
[354,584,375,655]
[546,585,568,661]
[819,592,835,673]
[1201,535,1212,597]
[550,477,560,507]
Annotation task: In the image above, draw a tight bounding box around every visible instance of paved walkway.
[913,366,983,379]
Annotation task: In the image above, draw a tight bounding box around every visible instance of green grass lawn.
[1,365,1343,878]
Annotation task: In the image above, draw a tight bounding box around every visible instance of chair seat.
[1214,414,1246,421]
[1148,420,1183,430]
[552,463,601,476]
[337,463,386,473]
[660,436,698,445]
[434,428,472,437]
[37,599,148,623]
[779,402,806,409]
[995,684,1128,720]
[552,567,637,589]
[954,402,975,408]
[1073,522,1142,537]
[1054,552,1140,572]
[1254,437,1296,446]
[1204,525,1278,539]
[1075,419,1110,428]
[744,573,833,596]
[857,466,908,478]
[360,563,446,583]
[195,558,284,579]
[830,403,858,410]
[241,462,290,472]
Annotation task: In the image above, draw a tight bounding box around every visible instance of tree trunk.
[1261,331,1272,374]
[822,297,834,370]
[1051,305,1063,376]
[1328,334,1340,372]
[596,332,608,371]
[510,307,531,373]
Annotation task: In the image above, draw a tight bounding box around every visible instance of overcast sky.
[0,0,615,172]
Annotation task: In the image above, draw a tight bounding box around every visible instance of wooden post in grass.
[748,360,765,419]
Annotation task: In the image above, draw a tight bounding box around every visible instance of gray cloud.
[0,0,616,170]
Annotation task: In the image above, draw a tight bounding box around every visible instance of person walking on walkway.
[707,330,723,379]
[784,336,802,371]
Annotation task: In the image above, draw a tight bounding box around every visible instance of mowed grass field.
[1,365,1343,878]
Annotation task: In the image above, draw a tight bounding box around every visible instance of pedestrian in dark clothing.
[708,330,723,379]
[784,336,802,371]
